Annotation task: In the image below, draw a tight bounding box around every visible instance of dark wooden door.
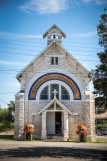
[55,112,61,135]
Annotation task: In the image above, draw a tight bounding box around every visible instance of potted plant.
[24,123,35,141]
[76,124,88,142]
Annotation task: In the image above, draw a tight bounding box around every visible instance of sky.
[0,0,106,108]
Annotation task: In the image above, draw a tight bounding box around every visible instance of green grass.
[0,135,14,140]
[96,138,107,143]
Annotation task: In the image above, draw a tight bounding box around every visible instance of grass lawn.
[0,131,107,143]
[96,138,107,143]
[0,130,14,140]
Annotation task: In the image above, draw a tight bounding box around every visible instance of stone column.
[90,93,96,142]
[14,92,24,140]
[64,111,69,141]
[41,111,47,140]
[85,91,96,142]
[18,93,25,140]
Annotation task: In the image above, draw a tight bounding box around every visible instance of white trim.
[37,80,72,101]
[39,98,72,115]
[24,69,85,102]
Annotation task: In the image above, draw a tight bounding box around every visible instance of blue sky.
[0,0,106,108]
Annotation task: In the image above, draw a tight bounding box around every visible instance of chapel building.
[14,24,96,141]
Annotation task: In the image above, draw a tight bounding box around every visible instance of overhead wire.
[0,36,102,50]
[0,98,8,105]
[0,35,99,45]
[0,50,99,57]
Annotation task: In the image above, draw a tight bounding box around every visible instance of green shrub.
[0,123,5,132]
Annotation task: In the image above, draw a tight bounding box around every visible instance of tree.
[7,101,15,122]
[97,7,107,49]
[0,101,15,132]
[0,108,9,131]
[93,8,107,113]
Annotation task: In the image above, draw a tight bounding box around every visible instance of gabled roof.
[16,41,55,81]
[16,41,92,81]
[43,24,66,38]
[38,97,72,114]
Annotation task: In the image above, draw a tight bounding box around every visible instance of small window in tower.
[55,57,58,65]
[51,57,54,65]
[51,57,58,65]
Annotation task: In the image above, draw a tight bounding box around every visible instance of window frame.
[40,85,49,100]
[51,57,58,65]
[40,84,70,101]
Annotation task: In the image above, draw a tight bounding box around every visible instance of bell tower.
[43,24,66,46]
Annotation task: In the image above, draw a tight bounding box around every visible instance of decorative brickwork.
[28,73,81,100]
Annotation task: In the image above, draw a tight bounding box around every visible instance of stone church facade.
[14,25,96,141]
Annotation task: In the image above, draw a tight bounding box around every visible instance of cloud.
[81,0,107,4]
[81,0,93,3]
[19,0,71,14]
[0,60,27,66]
[0,31,42,39]
[18,0,107,14]
[72,31,97,38]
[95,0,107,5]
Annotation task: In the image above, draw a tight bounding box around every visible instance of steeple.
[43,24,66,46]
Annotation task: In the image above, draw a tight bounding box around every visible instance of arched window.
[40,86,48,100]
[51,33,58,40]
[40,84,70,100]
[61,85,70,100]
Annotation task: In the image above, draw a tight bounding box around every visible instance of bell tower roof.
[43,24,66,46]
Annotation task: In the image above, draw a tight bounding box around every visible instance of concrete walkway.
[0,141,107,161]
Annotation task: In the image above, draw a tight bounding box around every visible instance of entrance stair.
[46,135,64,142]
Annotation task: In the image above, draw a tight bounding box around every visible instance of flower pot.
[79,133,86,142]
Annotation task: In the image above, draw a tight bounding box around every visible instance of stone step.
[46,135,64,142]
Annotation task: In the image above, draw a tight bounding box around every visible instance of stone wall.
[15,42,95,141]
[20,46,89,92]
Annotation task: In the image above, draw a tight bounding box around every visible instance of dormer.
[43,24,66,46]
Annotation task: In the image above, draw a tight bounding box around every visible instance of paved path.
[0,141,107,161]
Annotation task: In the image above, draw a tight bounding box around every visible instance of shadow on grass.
[0,146,107,161]
[0,135,14,140]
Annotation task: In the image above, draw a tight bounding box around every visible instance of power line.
[0,35,99,45]
[0,92,17,95]
[0,50,36,56]
[0,37,102,50]
[0,70,94,76]
[0,49,98,58]
[0,37,46,44]
[63,39,99,45]
[63,44,101,50]
[0,44,101,53]
[0,55,99,63]
[0,41,46,48]
[0,45,41,52]
[0,98,8,105]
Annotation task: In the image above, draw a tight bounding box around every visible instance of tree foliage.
[93,8,107,113]
[0,101,15,132]
[7,101,15,122]
[97,7,107,49]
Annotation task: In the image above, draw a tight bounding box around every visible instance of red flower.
[76,124,88,136]
[24,123,35,134]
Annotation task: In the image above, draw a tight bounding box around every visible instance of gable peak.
[43,24,66,46]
